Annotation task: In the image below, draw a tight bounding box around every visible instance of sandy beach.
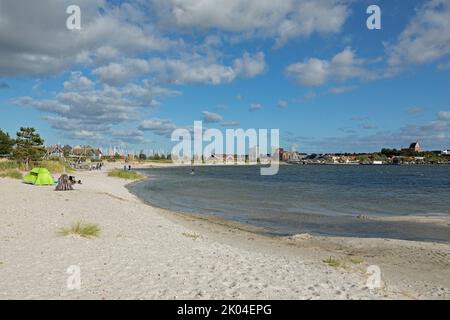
[0,166,449,300]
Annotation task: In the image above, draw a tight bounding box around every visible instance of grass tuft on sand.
[108,169,144,180]
[0,169,23,179]
[324,257,346,268]
[323,256,365,268]
[59,222,101,238]
[182,232,201,240]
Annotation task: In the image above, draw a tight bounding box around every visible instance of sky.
[0,0,449,154]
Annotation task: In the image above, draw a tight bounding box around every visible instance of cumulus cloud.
[438,61,450,70]
[438,111,450,121]
[110,129,146,144]
[387,0,450,70]
[12,73,176,143]
[139,118,178,137]
[151,0,350,46]
[0,0,172,77]
[278,100,289,109]
[286,47,372,86]
[249,103,263,112]
[221,121,240,127]
[299,112,450,152]
[202,111,223,123]
[328,85,356,95]
[93,51,266,86]
[233,52,266,78]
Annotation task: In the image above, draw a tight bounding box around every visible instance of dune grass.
[0,159,73,174]
[39,160,73,173]
[108,169,144,180]
[58,222,101,238]
[323,257,346,268]
[0,169,23,179]
[0,160,20,171]
[323,256,365,268]
[182,232,201,240]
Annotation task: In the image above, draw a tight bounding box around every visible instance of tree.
[139,150,147,161]
[13,127,45,170]
[0,129,14,156]
[62,145,72,157]
[381,148,400,157]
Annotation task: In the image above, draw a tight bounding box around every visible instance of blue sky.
[0,0,449,153]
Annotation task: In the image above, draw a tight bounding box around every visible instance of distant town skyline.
[0,0,449,153]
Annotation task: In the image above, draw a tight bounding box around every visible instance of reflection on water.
[128,165,450,242]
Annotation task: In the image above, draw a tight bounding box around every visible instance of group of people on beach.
[68,176,82,185]
[92,162,104,170]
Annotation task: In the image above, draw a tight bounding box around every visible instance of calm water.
[128,165,450,242]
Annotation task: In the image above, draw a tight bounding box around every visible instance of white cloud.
[139,118,178,137]
[387,0,450,70]
[12,73,180,143]
[328,85,356,94]
[110,129,146,144]
[278,100,289,108]
[93,51,266,86]
[233,52,266,78]
[63,72,94,91]
[151,0,350,46]
[286,47,371,86]
[437,111,450,121]
[438,61,450,70]
[0,0,172,77]
[202,111,223,123]
[221,121,240,127]
[249,103,263,112]
[92,59,152,86]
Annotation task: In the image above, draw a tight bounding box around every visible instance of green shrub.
[0,169,23,179]
[38,160,73,173]
[108,169,144,180]
[0,160,19,171]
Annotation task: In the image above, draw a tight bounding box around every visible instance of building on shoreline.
[401,142,421,153]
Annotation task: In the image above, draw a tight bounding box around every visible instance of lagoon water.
[128,165,450,242]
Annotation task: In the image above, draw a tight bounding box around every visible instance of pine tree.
[13,127,45,170]
[0,129,14,156]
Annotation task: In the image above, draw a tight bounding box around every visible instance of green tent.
[23,168,55,186]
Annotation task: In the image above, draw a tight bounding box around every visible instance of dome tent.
[23,168,55,186]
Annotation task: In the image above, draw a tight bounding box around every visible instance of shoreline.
[0,167,449,299]
[129,178,450,243]
[127,167,450,244]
